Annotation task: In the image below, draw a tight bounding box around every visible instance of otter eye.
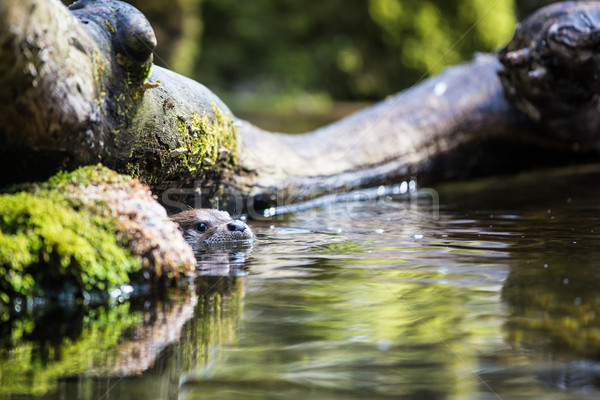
[197,223,207,232]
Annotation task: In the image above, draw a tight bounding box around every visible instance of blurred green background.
[75,0,559,131]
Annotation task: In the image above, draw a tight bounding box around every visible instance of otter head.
[170,209,254,247]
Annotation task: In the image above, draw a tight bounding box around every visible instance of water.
[2,164,600,400]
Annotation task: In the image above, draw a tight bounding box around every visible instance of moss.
[177,113,188,136]
[126,162,140,178]
[140,63,153,83]
[91,48,108,104]
[0,166,141,315]
[104,19,116,34]
[43,164,129,189]
[114,55,153,89]
[125,100,238,185]
[178,102,238,174]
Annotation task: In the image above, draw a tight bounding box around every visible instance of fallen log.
[1,0,599,213]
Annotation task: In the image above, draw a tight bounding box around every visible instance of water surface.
[3,165,600,400]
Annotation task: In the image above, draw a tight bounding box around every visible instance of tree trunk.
[1,0,599,213]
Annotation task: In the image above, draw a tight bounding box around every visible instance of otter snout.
[170,208,254,246]
[227,220,247,233]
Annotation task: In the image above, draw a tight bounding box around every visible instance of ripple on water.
[6,168,600,400]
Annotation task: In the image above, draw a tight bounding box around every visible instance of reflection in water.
[0,276,243,399]
[3,165,600,399]
[193,242,254,276]
[182,211,507,399]
[504,262,600,359]
[501,254,600,394]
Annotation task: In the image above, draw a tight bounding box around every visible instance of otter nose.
[227,220,247,232]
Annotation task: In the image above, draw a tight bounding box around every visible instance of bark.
[236,55,562,210]
[1,0,599,213]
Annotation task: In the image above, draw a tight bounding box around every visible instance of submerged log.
[2,0,600,213]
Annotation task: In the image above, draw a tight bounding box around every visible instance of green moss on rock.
[0,172,140,315]
[44,164,129,189]
[0,165,196,319]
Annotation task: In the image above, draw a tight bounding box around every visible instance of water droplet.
[433,81,447,97]
[121,284,134,294]
[399,181,408,194]
[263,207,276,218]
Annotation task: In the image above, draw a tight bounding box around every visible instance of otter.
[170,209,254,246]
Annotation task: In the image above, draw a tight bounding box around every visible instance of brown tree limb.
[1,0,599,213]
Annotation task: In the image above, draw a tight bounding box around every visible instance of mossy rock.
[0,165,195,319]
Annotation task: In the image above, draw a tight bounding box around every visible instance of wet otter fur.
[170,209,254,246]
